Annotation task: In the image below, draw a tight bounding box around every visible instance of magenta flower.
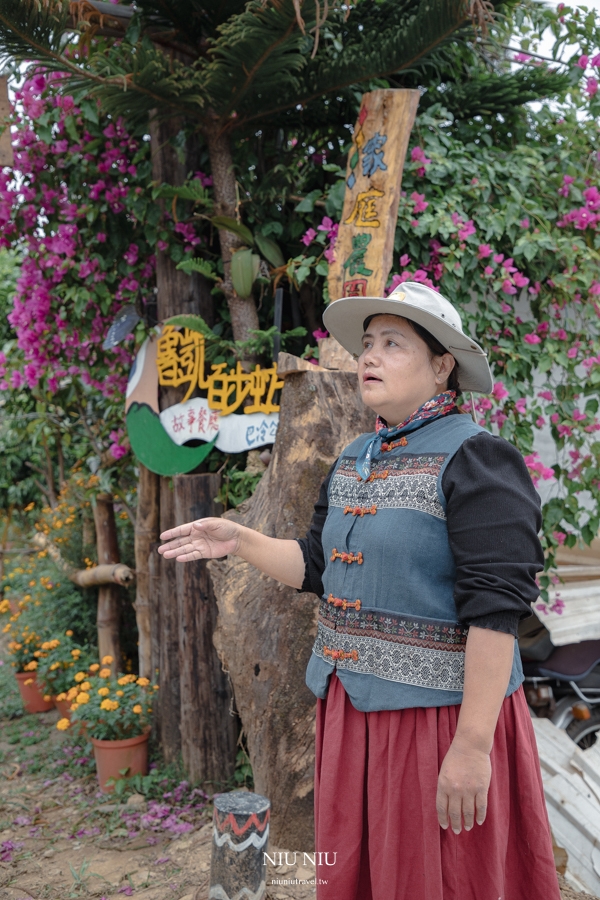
[524,333,541,344]
[519,218,530,228]
[301,228,317,247]
[399,253,411,267]
[500,302,511,312]
[558,174,574,197]
[536,417,545,428]
[317,216,334,232]
[312,328,328,340]
[577,55,589,69]
[514,398,527,414]
[410,191,429,214]
[477,244,492,259]
[586,77,598,97]
[502,279,517,295]
[484,266,494,277]
[513,272,530,288]
[492,382,509,401]
[552,531,567,545]
[513,52,531,63]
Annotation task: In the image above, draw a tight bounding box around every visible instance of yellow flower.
[89,663,100,672]
[116,690,124,697]
[24,678,34,686]
[65,630,73,636]
[28,580,36,587]
[101,655,113,665]
[2,624,11,633]
[56,692,66,701]
[136,677,150,687]
[43,695,52,702]
[98,687,110,697]
[76,692,90,704]
[33,650,42,658]
[70,703,78,712]
[153,684,159,691]
[71,649,81,658]
[23,501,35,512]
[74,672,86,682]
[66,687,79,701]
[24,660,38,671]
[99,668,111,678]
[50,662,60,671]
[79,681,91,691]
[100,698,119,711]
[132,704,142,714]
[56,718,70,731]
[117,676,129,686]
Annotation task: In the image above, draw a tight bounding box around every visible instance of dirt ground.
[0,708,594,900]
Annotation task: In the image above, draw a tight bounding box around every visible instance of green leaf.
[165,314,214,338]
[294,190,322,213]
[254,233,285,268]
[176,258,219,280]
[211,216,254,246]
[231,248,259,298]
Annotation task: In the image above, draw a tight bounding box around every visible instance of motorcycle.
[519,615,600,748]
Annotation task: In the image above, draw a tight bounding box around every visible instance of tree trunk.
[158,477,181,763]
[148,541,162,743]
[93,493,122,675]
[174,472,238,788]
[134,464,160,678]
[204,123,260,344]
[209,366,373,849]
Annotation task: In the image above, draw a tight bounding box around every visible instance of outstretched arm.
[158,517,306,589]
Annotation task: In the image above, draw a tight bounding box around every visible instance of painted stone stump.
[209,790,270,900]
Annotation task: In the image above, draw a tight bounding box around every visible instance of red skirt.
[314,672,561,900]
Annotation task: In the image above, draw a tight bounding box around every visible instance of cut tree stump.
[209,366,373,849]
[174,472,238,788]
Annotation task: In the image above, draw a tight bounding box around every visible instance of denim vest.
[305,414,524,712]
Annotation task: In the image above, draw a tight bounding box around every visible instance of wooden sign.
[0,77,13,168]
[327,89,419,302]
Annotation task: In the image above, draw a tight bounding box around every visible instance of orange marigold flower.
[132,705,142,714]
[116,690,124,697]
[79,681,91,691]
[98,687,110,697]
[136,677,150,687]
[56,692,66,701]
[99,668,111,678]
[74,672,86,682]
[101,655,113,665]
[56,718,70,731]
[89,663,100,672]
[65,630,73,636]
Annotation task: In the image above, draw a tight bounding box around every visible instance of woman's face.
[357,315,455,426]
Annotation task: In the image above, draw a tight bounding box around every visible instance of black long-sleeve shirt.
[297,426,544,637]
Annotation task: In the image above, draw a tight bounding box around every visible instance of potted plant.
[57,656,159,791]
[36,631,92,718]
[7,627,54,713]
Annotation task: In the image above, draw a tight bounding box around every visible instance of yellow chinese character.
[344,187,384,228]
[156,326,206,402]
[244,366,284,414]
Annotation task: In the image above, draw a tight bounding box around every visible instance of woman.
[158,282,561,900]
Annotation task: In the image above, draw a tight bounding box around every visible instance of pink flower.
[520,218,530,228]
[536,416,545,427]
[399,254,411,267]
[524,333,541,344]
[551,413,559,424]
[501,302,511,313]
[529,282,541,296]
[492,382,509,401]
[573,410,587,421]
[513,272,530,288]
[410,192,429,214]
[553,531,567,545]
[477,244,492,259]
[514,52,531,63]
[301,228,317,247]
[586,77,599,97]
[493,253,504,264]
[502,279,517,295]
[558,175,574,197]
[123,243,139,266]
[567,347,578,358]
[515,398,527,414]
[410,146,431,177]
[577,55,589,69]
[557,424,573,438]
[484,266,494,277]
[312,328,328,340]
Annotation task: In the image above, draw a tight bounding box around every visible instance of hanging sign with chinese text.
[125,326,282,476]
[327,89,419,302]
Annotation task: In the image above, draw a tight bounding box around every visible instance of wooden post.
[148,541,162,745]
[327,88,420,301]
[93,493,121,674]
[134,463,160,678]
[174,473,238,787]
[0,76,13,168]
[209,791,270,900]
[158,477,181,762]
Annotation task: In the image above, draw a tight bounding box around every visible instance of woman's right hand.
[158,518,242,562]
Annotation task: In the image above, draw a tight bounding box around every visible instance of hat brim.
[322,296,493,394]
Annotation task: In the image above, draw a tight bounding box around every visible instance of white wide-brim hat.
[323,281,493,394]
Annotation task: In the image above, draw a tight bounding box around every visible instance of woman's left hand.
[436,735,491,834]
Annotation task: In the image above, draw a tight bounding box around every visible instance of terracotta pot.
[54,697,72,719]
[15,672,55,714]
[91,730,149,792]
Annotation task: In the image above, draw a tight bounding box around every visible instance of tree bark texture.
[93,493,122,676]
[174,473,238,788]
[209,368,373,849]
[148,541,162,744]
[204,123,260,344]
[134,464,160,678]
[158,478,181,763]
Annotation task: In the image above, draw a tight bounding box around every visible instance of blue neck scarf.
[355,390,457,481]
